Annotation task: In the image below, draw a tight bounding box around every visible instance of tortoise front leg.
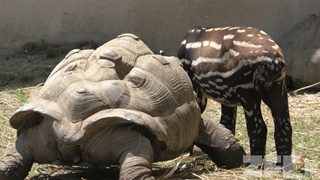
[220,105,237,134]
[118,132,154,180]
[0,120,61,180]
[82,124,155,179]
[119,151,154,180]
[0,141,33,180]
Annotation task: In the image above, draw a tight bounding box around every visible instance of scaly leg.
[195,116,246,169]
[118,132,155,180]
[0,142,32,180]
[0,120,60,179]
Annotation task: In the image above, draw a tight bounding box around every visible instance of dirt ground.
[0,47,319,179]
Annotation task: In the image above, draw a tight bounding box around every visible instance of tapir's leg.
[195,116,246,169]
[262,80,292,171]
[220,105,237,134]
[0,120,61,180]
[235,87,267,157]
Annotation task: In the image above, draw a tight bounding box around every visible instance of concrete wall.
[0,0,319,55]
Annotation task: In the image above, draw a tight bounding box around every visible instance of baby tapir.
[177,26,292,170]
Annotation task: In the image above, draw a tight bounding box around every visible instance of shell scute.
[9,34,200,159]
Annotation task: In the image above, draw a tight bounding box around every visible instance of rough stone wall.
[0,0,319,55]
[278,14,320,89]
[1,0,320,89]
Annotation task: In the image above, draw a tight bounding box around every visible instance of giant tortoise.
[0,33,245,179]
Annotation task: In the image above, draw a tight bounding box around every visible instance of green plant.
[8,88,28,103]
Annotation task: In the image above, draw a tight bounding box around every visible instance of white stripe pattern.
[233,40,263,48]
[229,49,240,57]
[194,56,281,79]
[237,29,246,33]
[205,28,214,32]
[223,34,235,40]
[191,53,230,67]
[186,42,202,49]
[185,41,221,50]
[209,41,221,49]
[180,58,191,65]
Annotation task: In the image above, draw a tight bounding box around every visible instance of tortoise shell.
[9,34,200,161]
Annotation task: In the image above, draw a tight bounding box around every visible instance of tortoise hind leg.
[195,116,246,169]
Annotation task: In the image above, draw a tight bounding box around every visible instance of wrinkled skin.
[0,34,245,179]
[0,116,245,179]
